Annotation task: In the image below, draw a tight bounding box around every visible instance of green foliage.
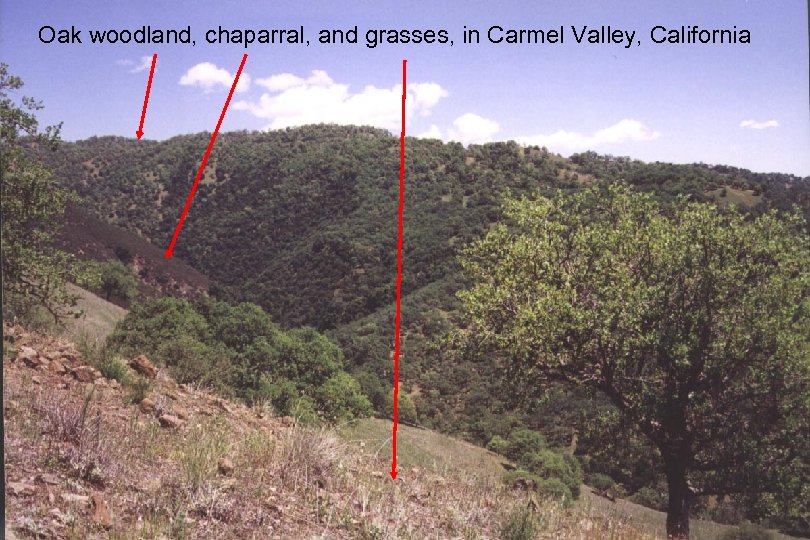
[499,506,538,540]
[717,522,775,540]
[97,356,130,385]
[315,372,373,422]
[536,477,573,504]
[487,435,510,455]
[125,376,152,405]
[1,63,78,322]
[97,260,137,305]
[458,183,810,536]
[522,450,581,499]
[586,472,616,492]
[108,296,371,423]
[394,392,418,425]
[506,429,547,463]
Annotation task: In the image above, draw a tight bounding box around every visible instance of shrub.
[536,477,573,504]
[629,485,667,512]
[718,522,774,540]
[314,372,373,422]
[506,428,546,462]
[487,435,510,455]
[586,472,616,492]
[125,376,152,405]
[97,357,131,385]
[499,506,537,540]
[523,449,582,499]
[503,469,543,489]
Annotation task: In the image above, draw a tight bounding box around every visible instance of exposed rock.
[129,354,157,379]
[217,457,234,476]
[49,359,67,375]
[21,349,44,368]
[139,398,155,414]
[158,414,183,429]
[174,407,189,420]
[60,492,90,506]
[511,477,537,491]
[72,365,100,383]
[7,481,36,496]
[35,473,60,485]
[17,346,38,365]
[4,399,19,417]
[31,375,42,384]
[91,491,113,528]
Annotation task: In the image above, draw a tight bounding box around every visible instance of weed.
[124,375,152,405]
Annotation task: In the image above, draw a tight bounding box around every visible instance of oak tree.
[458,184,810,538]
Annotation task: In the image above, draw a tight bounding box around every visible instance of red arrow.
[136,54,158,140]
[391,59,407,481]
[165,53,248,259]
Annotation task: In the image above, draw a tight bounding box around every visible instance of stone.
[49,359,67,375]
[217,457,234,476]
[72,365,99,383]
[158,414,183,429]
[511,477,537,491]
[129,354,157,379]
[36,473,60,485]
[7,481,36,496]
[139,398,155,414]
[173,407,188,420]
[61,492,90,505]
[4,399,18,417]
[17,346,38,365]
[91,491,113,528]
[31,375,42,384]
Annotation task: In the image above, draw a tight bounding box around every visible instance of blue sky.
[1,0,808,175]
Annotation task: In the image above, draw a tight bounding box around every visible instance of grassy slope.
[340,420,799,540]
[4,326,655,540]
[62,283,128,341]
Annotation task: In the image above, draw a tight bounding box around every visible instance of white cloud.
[233,70,447,131]
[117,56,153,74]
[516,119,660,153]
[418,124,443,139]
[447,113,501,145]
[740,119,778,130]
[179,62,251,93]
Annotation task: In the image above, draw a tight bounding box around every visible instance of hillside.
[25,126,810,536]
[4,323,665,540]
[5,322,801,540]
[34,128,810,424]
[57,204,210,302]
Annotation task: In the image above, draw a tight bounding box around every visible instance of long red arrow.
[391,59,407,480]
[136,54,157,140]
[165,53,248,259]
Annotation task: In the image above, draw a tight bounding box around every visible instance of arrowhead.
[136,130,144,140]
[389,470,397,480]
[164,248,173,259]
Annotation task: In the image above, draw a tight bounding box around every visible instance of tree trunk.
[664,454,691,539]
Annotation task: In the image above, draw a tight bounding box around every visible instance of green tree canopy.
[1,63,77,321]
[458,183,810,539]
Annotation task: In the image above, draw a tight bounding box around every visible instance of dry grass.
[1,326,689,539]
